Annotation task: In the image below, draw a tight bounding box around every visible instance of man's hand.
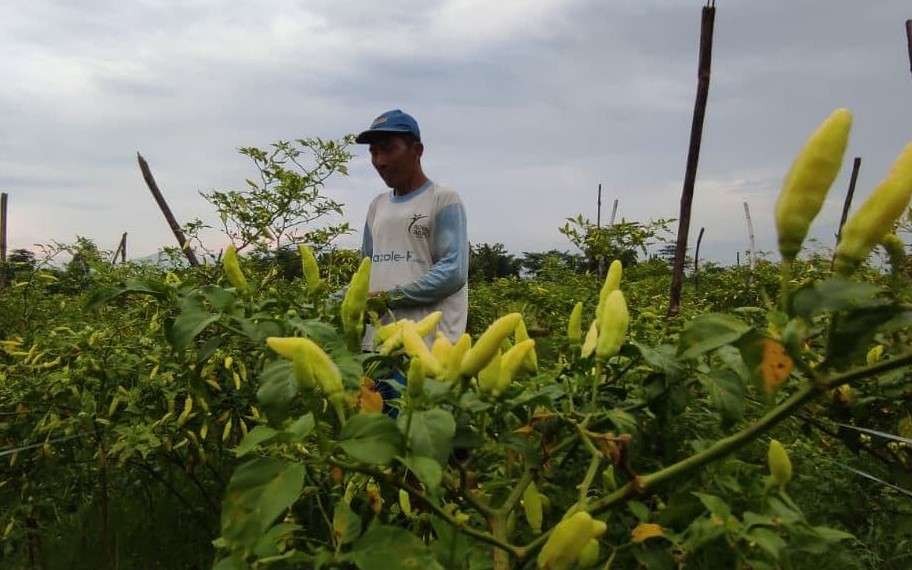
[367,291,391,315]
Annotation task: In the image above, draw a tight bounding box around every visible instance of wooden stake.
[0,192,6,289]
[694,226,705,290]
[906,20,912,77]
[110,232,127,265]
[609,199,619,226]
[736,251,740,267]
[137,153,199,266]
[667,1,716,317]
[836,157,862,245]
[597,184,604,278]
[743,201,756,271]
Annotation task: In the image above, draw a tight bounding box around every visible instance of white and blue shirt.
[361,180,469,342]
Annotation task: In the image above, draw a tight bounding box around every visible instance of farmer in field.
[356,109,469,347]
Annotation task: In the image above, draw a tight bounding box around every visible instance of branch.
[520,349,912,560]
[328,457,521,557]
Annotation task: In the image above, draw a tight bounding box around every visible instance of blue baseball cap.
[356,109,421,144]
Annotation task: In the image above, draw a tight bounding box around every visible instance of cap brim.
[355,127,416,144]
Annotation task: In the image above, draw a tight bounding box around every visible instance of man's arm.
[388,201,468,308]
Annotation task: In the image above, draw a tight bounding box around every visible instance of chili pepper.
[577,539,599,568]
[223,244,249,292]
[499,339,536,393]
[298,244,322,293]
[342,257,372,351]
[477,350,503,395]
[415,311,443,337]
[399,489,413,518]
[835,142,912,274]
[881,233,906,273]
[537,511,607,570]
[567,302,583,344]
[445,334,472,383]
[402,322,443,377]
[596,290,628,361]
[775,108,852,262]
[460,313,522,377]
[266,336,345,407]
[431,332,453,363]
[515,318,539,374]
[596,260,623,319]
[407,357,425,400]
[522,481,543,533]
[292,350,316,390]
[581,320,598,358]
[768,439,792,488]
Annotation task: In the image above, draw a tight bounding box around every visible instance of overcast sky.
[2,0,911,263]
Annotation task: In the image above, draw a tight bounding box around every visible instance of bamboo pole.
[836,157,862,245]
[609,199,619,226]
[694,226,705,290]
[136,153,199,266]
[667,1,716,317]
[743,201,756,271]
[597,184,603,278]
[0,193,7,289]
[906,19,911,77]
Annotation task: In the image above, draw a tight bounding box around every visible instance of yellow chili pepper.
[834,142,912,274]
[514,318,538,374]
[768,439,793,488]
[596,290,629,361]
[581,320,598,358]
[401,322,443,377]
[775,108,852,262]
[596,260,623,318]
[223,244,249,291]
[522,481,543,533]
[341,257,372,350]
[567,302,583,344]
[298,244,322,293]
[460,313,522,377]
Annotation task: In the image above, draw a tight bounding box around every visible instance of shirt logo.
[408,214,431,239]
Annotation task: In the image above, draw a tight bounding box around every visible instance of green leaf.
[338,414,403,464]
[257,360,299,422]
[700,370,744,424]
[634,342,684,379]
[234,426,280,457]
[332,502,362,546]
[693,492,731,519]
[286,413,315,440]
[745,527,786,559]
[220,458,305,549]
[199,285,237,312]
[397,455,443,493]
[790,278,883,318]
[605,408,638,435]
[826,305,908,369]
[398,409,455,464]
[429,516,472,569]
[810,525,854,542]
[166,308,220,350]
[348,525,444,570]
[628,500,650,522]
[678,314,751,359]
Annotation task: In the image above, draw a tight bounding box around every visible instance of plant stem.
[497,465,534,516]
[328,457,520,557]
[591,360,604,406]
[779,259,793,311]
[520,349,912,560]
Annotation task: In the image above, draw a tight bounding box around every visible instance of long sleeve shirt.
[361,180,468,342]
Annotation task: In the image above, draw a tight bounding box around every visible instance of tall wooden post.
[906,20,911,77]
[836,157,862,245]
[596,184,604,278]
[0,193,7,288]
[137,153,199,266]
[667,1,716,317]
[743,202,756,271]
[694,226,705,290]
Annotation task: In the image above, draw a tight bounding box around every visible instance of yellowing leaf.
[358,378,384,414]
[760,339,793,394]
[631,522,665,543]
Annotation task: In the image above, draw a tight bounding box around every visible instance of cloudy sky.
[2,0,911,263]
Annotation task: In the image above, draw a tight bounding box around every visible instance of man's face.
[369,135,422,189]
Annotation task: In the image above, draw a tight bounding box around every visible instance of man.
[356,109,469,346]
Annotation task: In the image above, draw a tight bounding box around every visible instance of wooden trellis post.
[137,153,199,266]
[668,0,716,316]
